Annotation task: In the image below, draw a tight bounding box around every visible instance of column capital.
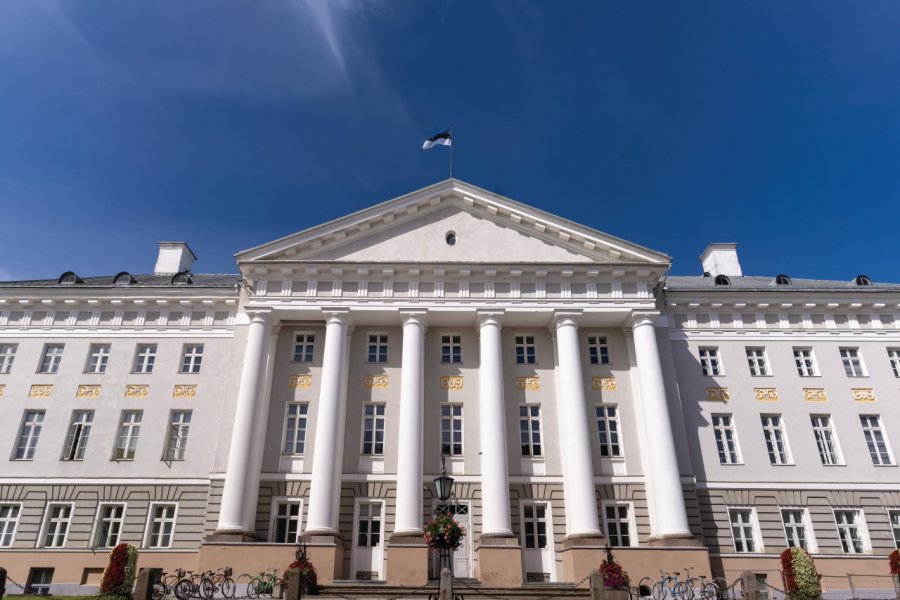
[476,309,505,329]
[399,309,427,328]
[551,310,583,330]
[321,308,352,327]
[246,310,274,326]
[627,311,661,330]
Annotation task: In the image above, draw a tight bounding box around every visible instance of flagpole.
[449,126,453,179]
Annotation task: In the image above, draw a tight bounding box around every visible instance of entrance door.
[520,502,555,582]
[432,502,472,578]
[351,501,385,580]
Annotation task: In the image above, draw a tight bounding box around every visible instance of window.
[441,404,463,456]
[588,336,610,365]
[781,509,811,551]
[745,347,770,376]
[0,504,21,547]
[356,502,382,547]
[94,504,125,548]
[515,335,536,364]
[39,344,64,374]
[441,334,462,364]
[164,411,192,461]
[775,274,792,286]
[0,344,17,374]
[793,348,819,377]
[860,415,893,466]
[596,405,621,457]
[171,271,192,285]
[714,275,731,286]
[272,501,302,543]
[604,504,633,547]
[699,347,721,376]
[855,275,872,286]
[293,334,315,363]
[811,415,842,465]
[729,508,760,553]
[133,344,157,373]
[14,410,45,460]
[522,504,548,549]
[282,403,309,455]
[834,509,868,554]
[367,334,388,363]
[519,405,542,457]
[180,344,203,373]
[712,415,741,464]
[41,504,73,548]
[146,504,177,548]
[26,568,54,595]
[361,403,385,455]
[86,344,111,374]
[113,411,142,461]
[888,349,900,378]
[840,347,867,377]
[62,410,94,461]
[890,510,900,549]
[761,415,792,465]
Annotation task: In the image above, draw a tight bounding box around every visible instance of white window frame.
[91,503,127,549]
[441,334,462,364]
[440,403,463,456]
[39,344,64,374]
[85,344,111,374]
[698,347,722,376]
[133,343,157,374]
[269,497,304,544]
[164,410,192,461]
[0,503,23,547]
[792,347,819,377]
[760,414,793,465]
[888,349,900,378]
[889,509,900,549]
[62,410,94,462]
[14,410,45,461]
[353,498,385,548]
[514,334,536,365]
[712,414,742,465]
[144,502,178,549]
[832,508,871,554]
[810,415,843,466]
[840,347,867,377]
[519,501,552,550]
[595,404,622,458]
[860,415,894,466]
[180,344,204,374]
[293,333,315,363]
[587,335,610,365]
[745,347,770,376]
[113,410,142,461]
[282,402,310,455]
[780,508,817,553]
[727,507,763,553]
[366,333,389,364]
[361,403,386,456]
[601,501,637,548]
[519,405,543,457]
[0,343,18,374]
[38,502,75,548]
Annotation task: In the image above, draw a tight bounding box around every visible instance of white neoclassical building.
[0,180,898,594]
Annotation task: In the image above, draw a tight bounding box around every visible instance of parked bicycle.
[245,569,281,599]
[685,573,719,600]
[202,567,235,599]
[173,570,208,600]
[638,570,694,600]
[152,568,185,600]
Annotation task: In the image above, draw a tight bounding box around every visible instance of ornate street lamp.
[433,452,455,505]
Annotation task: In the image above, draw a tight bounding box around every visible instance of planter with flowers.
[781,547,821,600]
[591,546,631,600]
[890,550,900,596]
[285,556,318,597]
[424,513,465,575]
[99,543,139,600]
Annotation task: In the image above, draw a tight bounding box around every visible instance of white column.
[394,311,427,536]
[630,314,693,539]
[552,313,602,537]
[217,311,274,534]
[305,310,352,536]
[477,311,513,537]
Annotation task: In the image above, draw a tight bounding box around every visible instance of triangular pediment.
[236,179,670,266]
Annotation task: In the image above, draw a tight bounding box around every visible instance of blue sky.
[1,1,899,281]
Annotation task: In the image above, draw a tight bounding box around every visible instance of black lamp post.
[433,452,455,575]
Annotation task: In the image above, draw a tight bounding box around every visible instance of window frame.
[889,509,900,549]
[760,414,793,466]
[440,403,464,456]
[113,410,143,461]
[14,410,45,461]
[269,497,304,544]
[0,502,23,548]
[780,507,817,553]
[859,415,894,466]
[366,333,389,364]
[745,347,771,377]
[132,343,158,374]
[62,410,95,462]
[518,404,543,458]
[282,402,310,455]
[144,502,179,549]
[514,334,537,365]
[292,333,316,364]
[712,414,742,465]
[163,410,192,462]
[0,343,18,374]
[601,501,637,548]
[832,508,871,554]
[889,348,900,378]
[792,347,820,377]
[353,499,384,549]
[85,343,112,374]
[360,402,386,456]
[698,347,722,376]
[727,507,763,553]
[839,347,867,377]
[595,404,622,458]
[38,343,65,374]
[38,502,75,549]
[519,500,551,550]
[587,335,610,365]
[440,334,462,364]
[810,415,844,466]
[91,502,127,549]
[180,344,204,374]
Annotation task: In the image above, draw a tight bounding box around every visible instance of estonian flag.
[423,128,452,149]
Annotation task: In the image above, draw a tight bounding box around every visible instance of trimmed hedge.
[99,543,139,600]
[781,547,821,600]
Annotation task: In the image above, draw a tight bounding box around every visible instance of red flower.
[890,549,900,575]
[781,548,798,595]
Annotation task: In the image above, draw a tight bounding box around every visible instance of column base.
[560,535,605,585]
[386,533,429,586]
[302,533,344,584]
[476,536,522,587]
[646,533,704,548]
[205,530,257,542]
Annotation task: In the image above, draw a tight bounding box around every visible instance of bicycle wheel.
[174,579,194,600]
[685,578,702,599]
[652,583,668,600]
[247,579,261,599]
[675,582,694,600]
[221,578,236,599]
[199,578,215,600]
[713,578,729,600]
[703,582,719,600]
[152,583,166,600]
[638,577,656,599]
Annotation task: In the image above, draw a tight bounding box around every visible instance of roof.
[666,275,900,293]
[0,273,241,289]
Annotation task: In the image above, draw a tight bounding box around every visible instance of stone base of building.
[476,535,523,587]
[386,534,430,586]
[205,530,258,542]
[301,533,344,584]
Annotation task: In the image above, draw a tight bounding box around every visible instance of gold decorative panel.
[705,387,729,402]
[440,376,464,390]
[851,388,876,402]
[125,384,149,398]
[516,377,540,391]
[0,384,4,398]
[76,385,101,399]
[29,384,53,398]
[754,388,779,402]
[288,375,313,389]
[803,388,827,402]
[173,385,197,398]
[364,375,388,389]
[592,377,616,391]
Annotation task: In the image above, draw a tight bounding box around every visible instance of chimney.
[700,243,742,277]
[154,242,197,275]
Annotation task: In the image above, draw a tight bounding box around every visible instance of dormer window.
[171,271,193,285]
[58,271,83,285]
[855,275,872,286]
[775,274,792,286]
[714,275,731,286]
[113,272,136,286]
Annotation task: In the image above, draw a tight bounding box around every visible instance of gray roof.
[666,275,900,292]
[0,273,241,289]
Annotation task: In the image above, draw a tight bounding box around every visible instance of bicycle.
[174,570,207,600]
[202,567,235,599]
[685,573,719,600]
[246,569,281,599]
[152,569,185,600]
[640,570,694,600]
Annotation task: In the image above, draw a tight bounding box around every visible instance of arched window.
[855,275,872,286]
[113,272,136,285]
[58,271,83,285]
[702,271,712,278]
[775,274,792,286]
[171,271,193,285]
[714,275,731,286]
